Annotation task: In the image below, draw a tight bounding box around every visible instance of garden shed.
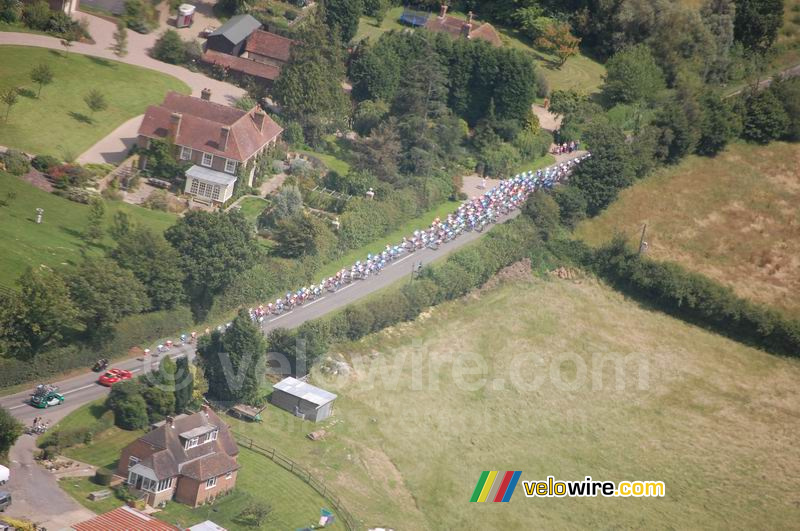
[271,377,337,422]
[206,14,262,56]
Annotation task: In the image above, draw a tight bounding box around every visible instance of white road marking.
[395,254,414,264]
[9,404,26,411]
[303,296,325,308]
[61,383,96,396]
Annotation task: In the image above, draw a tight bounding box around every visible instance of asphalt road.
[0,209,522,425]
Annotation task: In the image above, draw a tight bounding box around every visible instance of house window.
[128,456,140,469]
[201,152,213,167]
[225,472,232,480]
[156,478,173,492]
[197,181,208,198]
[189,178,199,195]
[205,476,217,490]
[180,146,192,160]
[185,436,199,450]
[224,159,237,174]
[211,186,220,201]
[209,430,218,441]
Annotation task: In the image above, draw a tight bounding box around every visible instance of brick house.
[425,6,502,47]
[136,92,282,205]
[116,406,240,508]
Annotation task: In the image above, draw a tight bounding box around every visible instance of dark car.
[0,491,10,512]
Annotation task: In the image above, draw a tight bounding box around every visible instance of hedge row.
[0,307,194,389]
[558,237,800,358]
[272,217,543,370]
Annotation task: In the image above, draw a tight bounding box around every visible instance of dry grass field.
[231,273,800,529]
[575,142,800,318]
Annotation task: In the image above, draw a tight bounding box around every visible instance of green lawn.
[0,46,189,157]
[55,401,344,529]
[0,173,177,287]
[235,196,270,226]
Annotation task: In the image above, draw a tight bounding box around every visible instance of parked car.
[0,464,8,485]
[147,178,171,189]
[30,384,64,409]
[98,368,133,386]
[0,491,10,512]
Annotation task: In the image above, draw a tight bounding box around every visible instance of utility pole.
[637,224,648,255]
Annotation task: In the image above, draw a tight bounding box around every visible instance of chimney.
[439,4,448,19]
[253,109,266,132]
[219,126,230,151]
[169,112,182,140]
[201,88,211,101]
[461,21,472,38]
[201,404,210,416]
[166,415,174,428]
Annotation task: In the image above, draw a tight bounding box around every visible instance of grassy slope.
[0,173,176,286]
[574,142,800,318]
[229,274,800,529]
[58,401,343,529]
[353,8,606,94]
[0,46,189,157]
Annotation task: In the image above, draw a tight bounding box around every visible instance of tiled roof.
[469,22,503,47]
[245,29,293,62]
[424,15,502,47]
[137,92,282,162]
[72,506,178,531]
[130,408,240,480]
[208,14,262,45]
[179,452,240,481]
[201,49,282,81]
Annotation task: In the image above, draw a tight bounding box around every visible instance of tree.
[1,0,23,23]
[522,190,561,241]
[110,20,129,57]
[141,139,188,181]
[259,185,303,230]
[653,94,701,164]
[111,227,186,311]
[141,385,175,422]
[353,99,389,136]
[569,122,633,215]
[548,89,586,117]
[174,356,193,412]
[65,258,149,337]
[770,77,800,141]
[164,210,260,317]
[272,12,349,143]
[352,119,402,182]
[602,44,665,105]
[83,197,105,243]
[107,382,149,430]
[324,0,364,44]
[514,6,550,40]
[1,87,18,122]
[701,0,736,83]
[696,91,740,156]
[30,63,53,98]
[0,407,24,458]
[84,89,107,121]
[536,21,581,67]
[733,0,784,52]
[741,89,789,143]
[0,267,79,357]
[152,29,186,64]
[109,210,133,241]
[553,185,588,229]
[197,309,266,405]
[272,214,321,258]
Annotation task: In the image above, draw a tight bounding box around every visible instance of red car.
[98,368,133,386]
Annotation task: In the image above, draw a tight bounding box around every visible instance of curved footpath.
[0,154,584,527]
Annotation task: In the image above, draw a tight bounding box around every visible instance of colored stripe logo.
[470,471,522,502]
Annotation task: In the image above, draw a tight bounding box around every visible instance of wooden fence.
[232,432,358,530]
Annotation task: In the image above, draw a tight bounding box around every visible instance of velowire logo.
[470,471,522,503]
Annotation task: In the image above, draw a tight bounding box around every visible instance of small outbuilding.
[206,14,262,56]
[271,377,337,422]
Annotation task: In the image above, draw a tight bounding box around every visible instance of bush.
[94,468,113,486]
[1,0,23,23]
[112,392,149,430]
[2,149,31,175]
[31,154,60,173]
[151,29,186,64]
[22,0,50,30]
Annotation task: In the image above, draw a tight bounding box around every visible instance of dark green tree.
[522,190,561,241]
[553,185,588,229]
[165,210,260,318]
[83,89,107,121]
[141,385,176,423]
[66,258,149,337]
[324,0,364,43]
[733,0,784,52]
[174,356,194,412]
[741,89,790,143]
[769,77,800,141]
[0,406,23,458]
[548,89,586,117]
[111,227,186,310]
[152,29,186,64]
[569,122,633,215]
[272,214,323,258]
[0,267,79,357]
[653,94,701,163]
[142,139,189,181]
[696,91,741,156]
[106,380,149,430]
[83,197,105,243]
[197,309,265,405]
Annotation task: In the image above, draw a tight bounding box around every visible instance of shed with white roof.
[270,377,337,422]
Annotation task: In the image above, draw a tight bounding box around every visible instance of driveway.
[77,114,143,164]
[0,12,245,163]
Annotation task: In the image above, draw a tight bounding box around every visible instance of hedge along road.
[0,155,584,425]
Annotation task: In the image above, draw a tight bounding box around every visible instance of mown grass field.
[0,46,189,157]
[575,142,800,318]
[230,273,800,529]
[57,401,343,529]
[0,173,176,286]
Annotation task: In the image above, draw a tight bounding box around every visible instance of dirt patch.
[475,259,533,295]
